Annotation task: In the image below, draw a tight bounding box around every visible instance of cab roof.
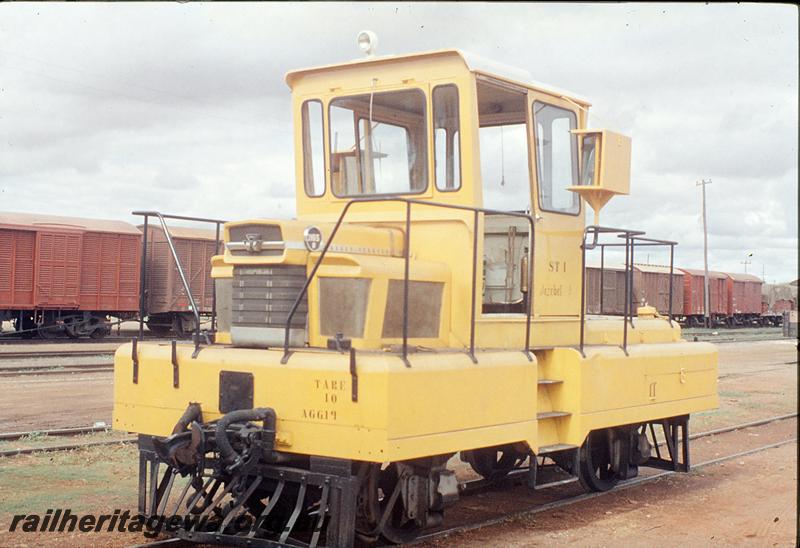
[285,49,591,106]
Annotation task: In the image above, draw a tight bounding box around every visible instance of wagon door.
[0,229,35,308]
[35,230,82,308]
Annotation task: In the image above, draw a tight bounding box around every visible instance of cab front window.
[329,89,427,196]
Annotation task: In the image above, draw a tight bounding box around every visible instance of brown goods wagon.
[0,211,141,337]
[585,265,628,315]
[141,225,220,335]
[726,273,762,318]
[678,268,729,325]
[762,283,797,316]
[632,264,683,317]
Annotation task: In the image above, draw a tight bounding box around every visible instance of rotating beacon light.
[357,30,378,57]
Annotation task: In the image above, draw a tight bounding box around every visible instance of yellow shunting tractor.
[114,42,717,547]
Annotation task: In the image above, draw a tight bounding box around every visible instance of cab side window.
[533,102,579,214]
[302,100,325,197]
[433,85,461,191]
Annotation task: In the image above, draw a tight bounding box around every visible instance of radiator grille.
[231,265,307,348]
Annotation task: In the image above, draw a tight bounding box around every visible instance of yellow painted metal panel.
[113,343,539,462]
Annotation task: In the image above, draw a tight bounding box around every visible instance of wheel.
[462,444,526,481]
[172,314,188,338]
[578,429,623,492]
[37,323,62,339]
[63,316,83,339]
[358,463,425,545]
[145,320,171,336]
[89,327,108,339]
[87,317,109,339]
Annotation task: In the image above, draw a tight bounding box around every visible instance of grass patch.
[19,431,49,442]
[0,443,140,517]
[718,390,749,399]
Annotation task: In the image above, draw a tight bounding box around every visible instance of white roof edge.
[286,49,591,104]
[456,50,591,105]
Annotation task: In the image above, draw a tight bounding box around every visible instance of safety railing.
[280,197,536,366]
[133,211,226,358]
[580,226,677,355]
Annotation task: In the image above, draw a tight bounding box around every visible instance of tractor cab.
[216,46,632,352]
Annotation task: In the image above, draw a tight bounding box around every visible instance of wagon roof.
[762,283,798,299]
[726,272,762,282]
[0,211,141,235]
[633,264,682,275]
[585,262,626,271]
[677,268,728,279]
[141,224,219,241]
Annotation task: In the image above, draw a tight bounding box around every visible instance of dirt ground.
[0,371,114,432]
[427,441,797,547]
[0,337,796,546]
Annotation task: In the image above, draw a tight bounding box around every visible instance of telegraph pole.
[696,179,712,327]
[741,252,753,274]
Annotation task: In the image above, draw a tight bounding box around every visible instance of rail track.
[414,438,797,546]
[0,348,115,359]
[92,413,796,548]
[409,413,798,546]
[0,424,114,441]
[0,425,135,457]
[20,410,800,547]
[0,347,115,377]
[0,362,114,377]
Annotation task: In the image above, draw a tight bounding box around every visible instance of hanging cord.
[500,125,506,187]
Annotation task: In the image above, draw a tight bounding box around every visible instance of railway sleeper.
[136,407,689,547]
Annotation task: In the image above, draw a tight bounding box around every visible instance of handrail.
[580,226,678,355]
[281,197,535,365]
[133,211,226,358]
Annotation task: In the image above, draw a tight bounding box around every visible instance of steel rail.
[0,437,135,458]
[413,437,797,546]
[0,350,114,359]
[0,425,112,441]
[114,413,796,547]
[0,363,114,377]
[456,412,798,498]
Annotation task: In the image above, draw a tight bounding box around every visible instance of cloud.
[0,2,796,281]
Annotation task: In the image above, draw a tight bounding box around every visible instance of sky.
[0,3,797,282]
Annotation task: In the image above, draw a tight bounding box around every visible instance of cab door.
[527,93,586,318]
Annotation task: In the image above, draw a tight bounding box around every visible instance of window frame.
[327,87,429,199]
[432,84,462,193]
[532,101,582,216]
[301,99,327,198]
